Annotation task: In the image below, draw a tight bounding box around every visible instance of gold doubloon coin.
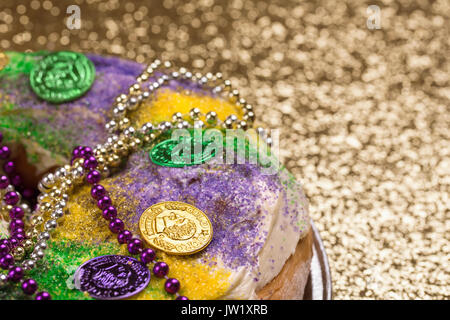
[139,201,213,255]
[0,52,9,71]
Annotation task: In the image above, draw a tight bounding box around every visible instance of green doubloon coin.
[30,51,95,103]
[150,130,275,168]
[150,132,216,167]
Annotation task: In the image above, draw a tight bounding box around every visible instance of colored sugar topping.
[0,51,45,78]
[59,151,281,269]
[48,149,307,299]
[0,52,310,300]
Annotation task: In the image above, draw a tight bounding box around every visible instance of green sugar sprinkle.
[0,105,73,160]
[0,240,122,300]
[0,51,48,78]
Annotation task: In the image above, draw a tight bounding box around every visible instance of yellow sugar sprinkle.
[53,184,115,243]
[54,175,143,243]
[134,255,232,300]
[129,89,243,128]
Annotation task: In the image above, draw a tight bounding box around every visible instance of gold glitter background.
[0,0,449,299]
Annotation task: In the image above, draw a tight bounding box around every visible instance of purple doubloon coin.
[73,255,150,300]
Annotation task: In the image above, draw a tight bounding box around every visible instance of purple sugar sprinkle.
[2,53,221,155]
[99,151,307,270]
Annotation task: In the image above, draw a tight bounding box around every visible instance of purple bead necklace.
[0,134,35,202]
[0,131,50,300]
[72,145,187,299]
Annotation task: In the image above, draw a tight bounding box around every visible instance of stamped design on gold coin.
[139,201,213,255]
